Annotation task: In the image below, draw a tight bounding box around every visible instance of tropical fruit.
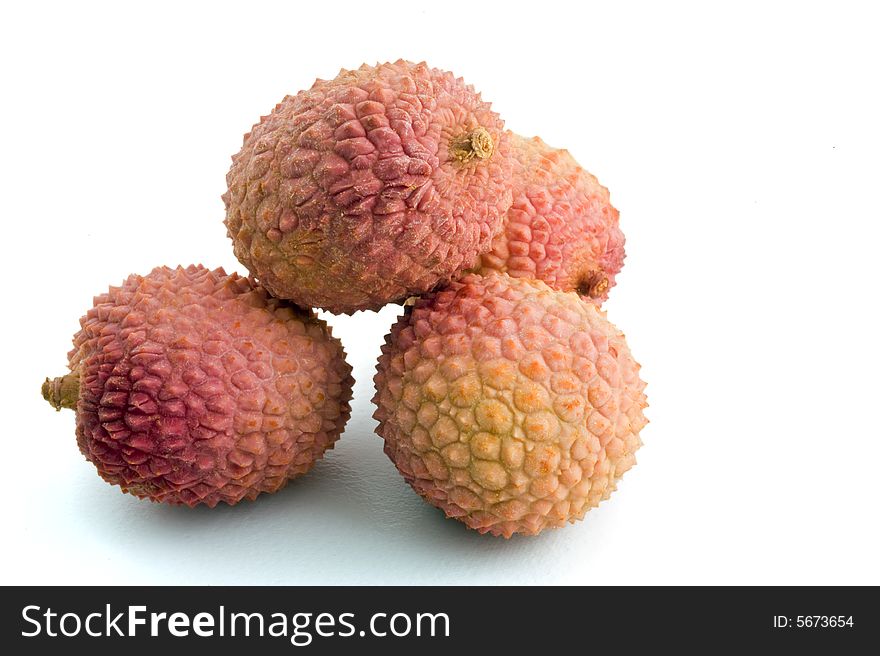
[42,265,354,506]
[472,133,624,303]
[373,273,647,536]
[224,60,513,314]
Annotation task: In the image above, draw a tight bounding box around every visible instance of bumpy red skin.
[373,273,647,537]
[223,60,513,314]
[66,266,353,507]
[472,133,625,304]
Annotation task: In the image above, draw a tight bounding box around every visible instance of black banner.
[1,586,875,653]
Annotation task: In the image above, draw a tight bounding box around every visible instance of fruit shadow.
[73,418,563,584]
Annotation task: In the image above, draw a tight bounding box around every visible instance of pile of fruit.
[43,61,648,537]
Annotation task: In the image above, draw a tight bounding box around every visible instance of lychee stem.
[450,127,494,162]
[578,272,609,299]
[42,373,80,411]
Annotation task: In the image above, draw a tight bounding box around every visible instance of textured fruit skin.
[471,133,625,304]
[373,273,647,537]
[61,266,353,507]
[224,60,513,314]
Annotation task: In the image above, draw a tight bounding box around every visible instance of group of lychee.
[43,61,647,537]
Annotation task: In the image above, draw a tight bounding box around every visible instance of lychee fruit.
[470,132,625,304]
[42,265,354,507]
[223,60,513,314]
[372,272,647,537]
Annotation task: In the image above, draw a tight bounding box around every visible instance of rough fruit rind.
[373,273,647,537]
[471,132,625,303]
[224,60,514,314]
[46,265,354,507]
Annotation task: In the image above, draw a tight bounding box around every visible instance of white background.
[1,1,878,585]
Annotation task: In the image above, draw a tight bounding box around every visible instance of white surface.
[1,1,878,585]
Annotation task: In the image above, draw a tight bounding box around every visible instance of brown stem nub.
[42,373,80,411]
[578,272,609,299]
[450,127,494,163]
